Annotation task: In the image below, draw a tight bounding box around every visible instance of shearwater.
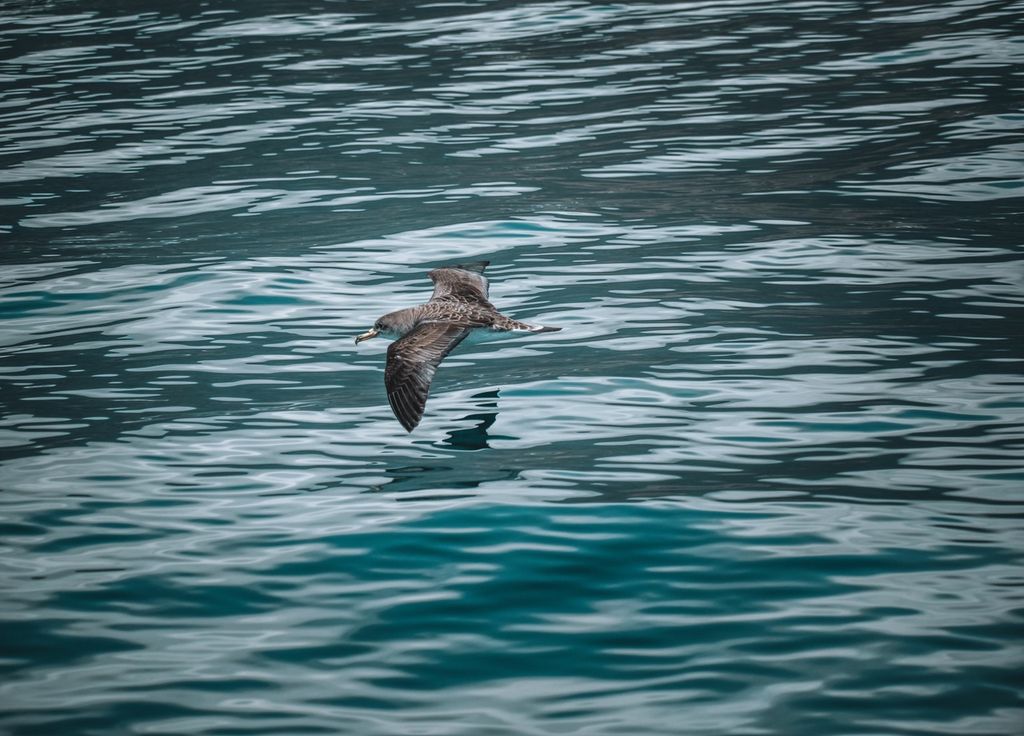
[355,262,560,432]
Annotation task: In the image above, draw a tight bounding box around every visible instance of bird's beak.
[354,327,379,344]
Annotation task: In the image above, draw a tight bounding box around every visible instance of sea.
[1,1,1022,734]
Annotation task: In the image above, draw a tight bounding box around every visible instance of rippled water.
[2,1,1023,734]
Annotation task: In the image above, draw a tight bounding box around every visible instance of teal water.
[2,1,1023,734]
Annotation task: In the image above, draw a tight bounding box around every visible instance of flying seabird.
[355,261,559,432]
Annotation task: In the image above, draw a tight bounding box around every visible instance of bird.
[355,261,560,432]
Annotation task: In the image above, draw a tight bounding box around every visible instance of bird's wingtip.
[453,260,489,273]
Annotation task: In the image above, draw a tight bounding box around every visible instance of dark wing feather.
[428,261,490,302]
[385,322,471,431]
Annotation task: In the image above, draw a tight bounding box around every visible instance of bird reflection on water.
[443,388,501,451]
[367,390,504,494]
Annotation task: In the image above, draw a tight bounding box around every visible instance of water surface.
[1,1,1023,734]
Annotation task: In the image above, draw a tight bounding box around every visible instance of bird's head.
[355,309,415,344]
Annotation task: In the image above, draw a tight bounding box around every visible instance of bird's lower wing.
[385,322,471,431]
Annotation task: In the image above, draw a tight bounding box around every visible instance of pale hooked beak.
[354,327,379,344]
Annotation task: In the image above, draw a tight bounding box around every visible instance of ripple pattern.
[1,1,1022,735]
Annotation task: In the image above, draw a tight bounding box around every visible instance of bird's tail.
[509,320,560,333]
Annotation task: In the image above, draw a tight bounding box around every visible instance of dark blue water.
[2,1,1023,734]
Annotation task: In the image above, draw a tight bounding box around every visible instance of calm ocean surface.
[2,1,1023,734]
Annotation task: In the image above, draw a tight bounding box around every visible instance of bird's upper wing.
[428,261,490,302]
[385,321,471,432]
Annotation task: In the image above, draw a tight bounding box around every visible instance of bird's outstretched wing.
[385,321,471,431]
[428,261,490,302]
